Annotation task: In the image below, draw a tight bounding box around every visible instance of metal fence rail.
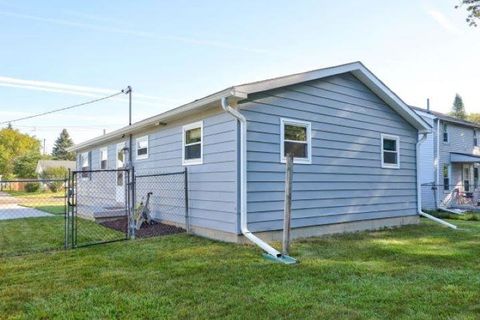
[0,179,67,256]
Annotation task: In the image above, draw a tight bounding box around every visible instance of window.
[182,121,203,165]
[474,129,478,147]
[474,167,479,190]
[80,152,91,178]
[280,118,312,164]
[100,148,108,169]
[136,135,149,160]
[443,123,449,143]
[381,134,400,168]
[464,166,471,192]
[443,164,451,191]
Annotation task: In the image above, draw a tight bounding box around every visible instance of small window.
[443,123,449,143]
[381,134,400,169]
[474,167,479,190]
[443,164,450,191]
[100,148,108,169]
[136,136,149,160]
[182,121,203,165]
[80,152,91,178]
[474,129,478,147]
[280,118,312,164]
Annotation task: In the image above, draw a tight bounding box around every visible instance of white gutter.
[221,97,282,258]
[416,133,457,229]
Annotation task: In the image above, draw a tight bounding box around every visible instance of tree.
[51,129,75,160]
[468,113,480,124]
[456,0,480,27]
[450,94,467,120]
[40,167,68,192]
[13,152,42,178]
[0,127,41,179]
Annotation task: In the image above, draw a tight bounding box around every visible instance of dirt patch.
[99,217,185,238]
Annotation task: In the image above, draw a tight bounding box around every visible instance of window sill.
[136,155,149,161]
[281,155,312,165]
[381,164,400,169]
[183,159,203,166]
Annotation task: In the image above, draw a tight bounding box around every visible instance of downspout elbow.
[416,133,457,229]
[221,97,282,257]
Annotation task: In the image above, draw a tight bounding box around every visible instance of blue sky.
[0,0,478,152]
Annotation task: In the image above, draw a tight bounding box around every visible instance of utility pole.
[43,138,46,155]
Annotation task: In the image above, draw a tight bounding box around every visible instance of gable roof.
[411,106,480,129]
[70,61,430,152]
[35,160,76,173]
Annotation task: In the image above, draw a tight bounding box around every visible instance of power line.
[0,90,126,125]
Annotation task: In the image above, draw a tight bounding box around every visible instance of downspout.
[435,118,441,208]
[416,132,457,229]
[221,97,282,258]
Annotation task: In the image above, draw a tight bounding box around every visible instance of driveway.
[0,192,53,220]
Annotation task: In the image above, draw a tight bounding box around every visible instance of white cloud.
[427,10,463,35]
[0,10,270,54]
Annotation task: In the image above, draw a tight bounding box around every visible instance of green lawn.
[1,219,480,319]
[0,216,124,256]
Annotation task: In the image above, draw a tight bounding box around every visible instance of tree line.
[0,127,75,179]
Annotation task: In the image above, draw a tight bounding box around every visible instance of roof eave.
[68,88,248,152]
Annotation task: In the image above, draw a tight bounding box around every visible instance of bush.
[40,167,68,192]
[24,182,40,193]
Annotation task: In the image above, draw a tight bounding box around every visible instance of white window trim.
[280,118,312,164]
[136,135,149,160]
[381,133,400,169]
[116,142,126,169]
[99,147,108,169]
[182,121,203,166]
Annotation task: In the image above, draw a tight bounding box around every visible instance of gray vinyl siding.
[438,120,480,196]
[76,112,238,233]
[241,72,419,232]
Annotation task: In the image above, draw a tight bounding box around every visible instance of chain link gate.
[67,169,131,248]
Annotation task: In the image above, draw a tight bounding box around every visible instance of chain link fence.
[0,167,189,256]
[69,169,130,247]
[421,183,480,210]
[0,179,67,256]
[133,170,187,237]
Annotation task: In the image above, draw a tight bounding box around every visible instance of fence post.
[129,167,136,240]
[184,167,190,234]
[282,153,294,256]
[64,169,69,250]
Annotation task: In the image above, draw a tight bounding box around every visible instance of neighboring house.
[413,106,480,210]
[69,62,430,248]
[35,160,76,176]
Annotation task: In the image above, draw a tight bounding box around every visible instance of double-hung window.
[80,152,91,178]
[443,164,451,192]
[136,135,149,160]
[100,147,108,169]
[182,121,203,165]
[443,123,449,143]
[280,118,312,164]
[381,134,400,169]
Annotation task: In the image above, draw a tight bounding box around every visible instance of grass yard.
[0,216,124,256]
[1,218,480,319]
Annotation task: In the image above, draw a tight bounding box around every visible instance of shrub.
[40,167,68,192]
[24,182,40,193]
